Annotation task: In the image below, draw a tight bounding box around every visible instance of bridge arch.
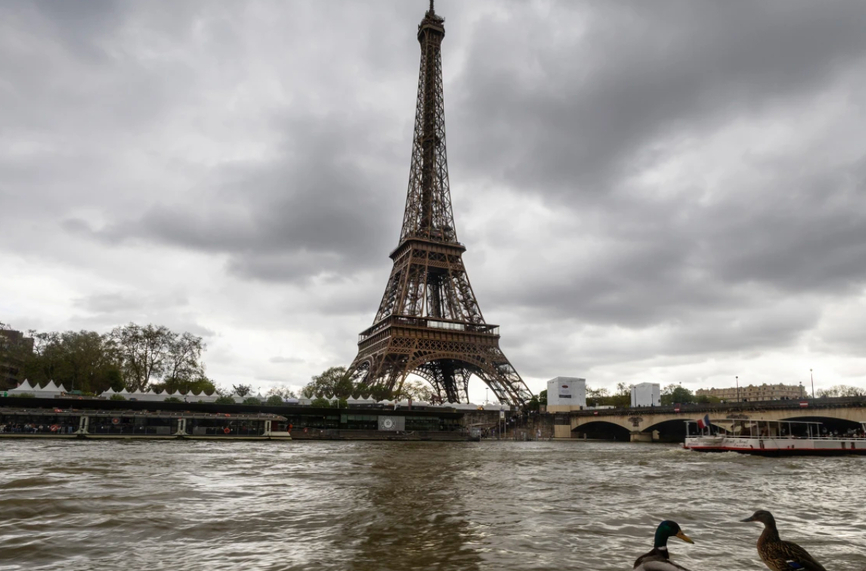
[570,420,631,441]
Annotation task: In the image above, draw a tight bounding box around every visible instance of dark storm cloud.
[0,0,426,283]
[444,0,866,362]
[483,163,866,328]
[3,0,866,392]
[96,113,406,282]
[451,1,866,195]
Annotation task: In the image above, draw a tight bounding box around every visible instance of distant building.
[631,382,660,407]
[695,383,805,402]
[0,329,35,390]
[546,377,586,412]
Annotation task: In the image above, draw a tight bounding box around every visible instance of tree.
[609,382,633,408]
[394,379,434,401]
[585,386,609,407]
[266,395,284,406]
[110,324,173,391]
[243,397,262,405]
[302,367,353,399]
[232,384,253,397]
[214,395,236,405]
[818,385,866,398]
[267,386,298,400]
[151,376,217,397]
[0,323,32,390]
[661,384,695,406]
[538,390,547,406]
[310,396,332,408]
[163,332,206,386]
[526,395,540,412]
[367,384,395,402]
[20,330,122,394]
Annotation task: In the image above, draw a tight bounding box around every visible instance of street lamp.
[485,387,489,405]
[810,369,814,399]
[736,375,739,403]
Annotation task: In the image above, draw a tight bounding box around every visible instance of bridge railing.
[564,396,866,418]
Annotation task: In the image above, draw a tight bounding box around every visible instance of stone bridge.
[553,397,866,441]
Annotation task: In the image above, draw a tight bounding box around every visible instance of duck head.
[654,520,694,549]
[741,510,776,527]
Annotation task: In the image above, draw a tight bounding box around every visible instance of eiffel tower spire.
[346,3,532,406]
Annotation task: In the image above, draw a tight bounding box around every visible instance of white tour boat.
[684,418,866,456]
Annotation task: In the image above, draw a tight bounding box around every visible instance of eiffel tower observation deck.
[346,2,533,407]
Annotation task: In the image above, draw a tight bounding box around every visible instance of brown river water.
[0,440,864,570]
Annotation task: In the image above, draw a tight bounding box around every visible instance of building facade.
[631,382,660,407]
[695,383,806,402]
[546,377,587,411]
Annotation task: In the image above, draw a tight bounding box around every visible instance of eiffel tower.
[346,1,532,406]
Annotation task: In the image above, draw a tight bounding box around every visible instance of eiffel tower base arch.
[346,321,531,405]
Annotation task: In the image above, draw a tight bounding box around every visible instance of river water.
[0,440,864,570]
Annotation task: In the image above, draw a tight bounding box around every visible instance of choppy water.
[0,440,864,570]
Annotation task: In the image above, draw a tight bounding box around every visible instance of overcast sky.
[3,0,866,401]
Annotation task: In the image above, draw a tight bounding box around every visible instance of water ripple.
[0,440,864,570]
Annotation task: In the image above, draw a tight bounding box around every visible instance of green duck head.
[654,520,694,549]
[741,510,776,527]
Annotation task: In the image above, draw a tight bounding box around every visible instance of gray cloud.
[3,0,866,395]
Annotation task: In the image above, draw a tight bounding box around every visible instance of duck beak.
[676,530,694,544]
[740,516,755,523]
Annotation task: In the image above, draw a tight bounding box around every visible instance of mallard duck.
[634,520,695,571]
[741,510,827,571]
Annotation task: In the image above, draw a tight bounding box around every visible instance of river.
[0,440,863,570]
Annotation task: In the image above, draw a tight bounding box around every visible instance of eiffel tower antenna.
[345,2,532,406]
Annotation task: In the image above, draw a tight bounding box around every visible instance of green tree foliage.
[163,396,182,403]
[18,323,208,394]
[21,330,123,394]
[110,394,127,401]
[266,386,297,400]
[150,376,217,397]
[214,395,236,405]
[243,397,262,405]
[310,396,332,408]
[302,367,353,399]
[393,379,434,402]
[266,395,284,406]
[538,390,547,406]
[526,395,540,411]
[110,324,174,391]
[660,384,695,405]
[163,332,205,385]
[0,323,33,390]
[367,384,395,402]
[608,382,633,408]
[585,386,609,407]
[818,385,866,397]
[232,384,253,397]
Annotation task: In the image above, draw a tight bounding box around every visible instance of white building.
[631,382,660,407]
[546,377,586,411]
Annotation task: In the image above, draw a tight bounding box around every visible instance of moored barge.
[684,418,866,456]
[0,407,291,440]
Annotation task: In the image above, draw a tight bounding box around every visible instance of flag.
[697,414,710,430]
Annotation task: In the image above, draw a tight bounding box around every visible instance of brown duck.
[741,510,827,571]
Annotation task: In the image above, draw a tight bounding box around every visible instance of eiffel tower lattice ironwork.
[346,1,532,406]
